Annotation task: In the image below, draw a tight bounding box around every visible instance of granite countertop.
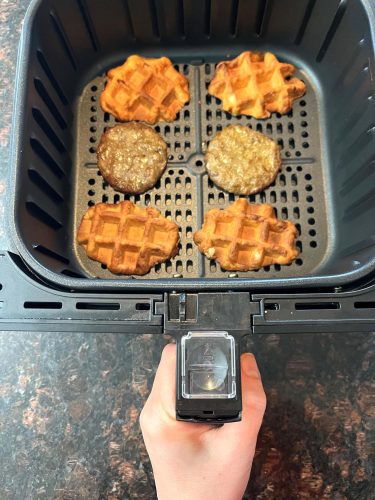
[0,2,374,499]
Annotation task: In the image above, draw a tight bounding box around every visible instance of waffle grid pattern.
[77,202,179,275]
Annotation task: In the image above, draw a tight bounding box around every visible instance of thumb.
[219,353,266,443]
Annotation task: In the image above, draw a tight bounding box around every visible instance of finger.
[219,353,266,443]
[147,343,177,421]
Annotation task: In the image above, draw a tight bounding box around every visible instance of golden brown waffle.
[77,201,180,275]
[194,199,298,271]
[100,55,190,124]
[208,51,306,119]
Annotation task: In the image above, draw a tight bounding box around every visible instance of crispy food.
[194,199,298,271]
[100,55,190,124]
[77,201,180,275]
[208,51,306,119]
[97,123,167,194]
[205,125,281,195]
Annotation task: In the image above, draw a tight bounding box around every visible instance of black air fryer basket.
[1,0,375,336]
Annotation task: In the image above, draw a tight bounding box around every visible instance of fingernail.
[242,353,260,378]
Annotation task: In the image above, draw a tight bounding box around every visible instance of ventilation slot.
[33,244,69,264]
[204,0,211,37]
[76,302,120,310]
[264,303,280,311]
[255,0,268,37]
[24,301,62,309]
[34,78,67,130]
[76,0,99,51]
[36,50,68,105]
[32,108,67,154]
[354,302,375,309]
[49,10,78,70]
[30,138,65,178]
[135,302,151,311]
[178,0,185,38]
[316,0,347,62]
[26,201,62,230]
[149,0,160,39]
[295,0,317,45]
[295,302,340,310]
[230,0,240,36]
[28,169,64,203]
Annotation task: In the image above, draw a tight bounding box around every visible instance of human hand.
[140,344,266,500]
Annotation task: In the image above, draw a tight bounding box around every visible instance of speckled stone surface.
[0,2,374,499]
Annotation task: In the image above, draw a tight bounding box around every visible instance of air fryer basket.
[8,0,375,291]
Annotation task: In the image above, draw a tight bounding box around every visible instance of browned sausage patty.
[97,123,167,194]
[205,125,281,195]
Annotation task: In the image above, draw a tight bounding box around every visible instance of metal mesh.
[74,62,327,279]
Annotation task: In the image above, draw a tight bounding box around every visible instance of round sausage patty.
[205,125,281,195]
[97,123,167,194]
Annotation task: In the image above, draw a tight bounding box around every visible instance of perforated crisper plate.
[73,62,327,279]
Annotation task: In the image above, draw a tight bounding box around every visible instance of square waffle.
[208,51,306,119]
[77,201,180,275]
[194,199,298,271]
[100,55,190,124]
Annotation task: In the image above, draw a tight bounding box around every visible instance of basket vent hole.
[186,227,192,238]
[186,260,193,273]
[185,193,192,205]
[300,110,307,117]
[176,260,183,273]
[310,241,317,248]
[300,100,306,107]
[208,193,215,204]
[308,218,316,225]
[295,258,303,266]
[297,166,303,172]
[307,207,315,214]
[309,229,316,237]
[186,210,192,221]
[306,184,313,192]
[187,243,193,255]
[210,262,217,272]
[292,191,299,202]
[302,142,310,148]
[176,210,182,222]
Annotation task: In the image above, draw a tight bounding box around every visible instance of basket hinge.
[155,292,260,335]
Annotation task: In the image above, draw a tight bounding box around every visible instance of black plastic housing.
[6,0,375,292]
